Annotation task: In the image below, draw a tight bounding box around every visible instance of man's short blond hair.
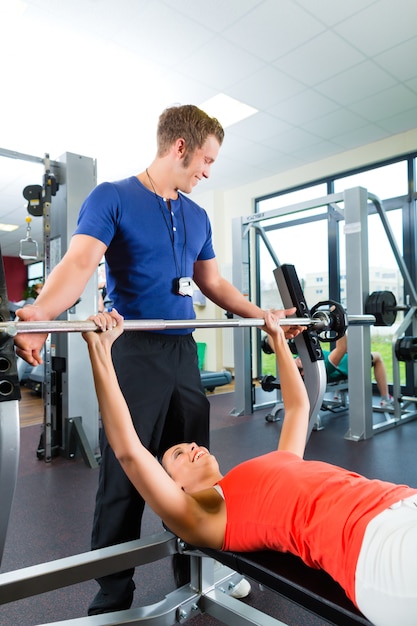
[157,104,224,163]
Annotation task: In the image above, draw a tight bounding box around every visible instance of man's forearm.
[203,279,264,319]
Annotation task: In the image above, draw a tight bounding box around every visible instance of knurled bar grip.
[0,318,296,336]
[0,314,375,336]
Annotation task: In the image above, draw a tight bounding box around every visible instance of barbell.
[0,310,376,339]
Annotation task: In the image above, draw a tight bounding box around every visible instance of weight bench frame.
[0,530,370,626]
[202,548,370,626]
[314,378,349,430]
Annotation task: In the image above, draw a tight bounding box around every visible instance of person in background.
[14,104,303,615]
[33,282,44,297]
[263,331,393,408]
[295,334,393,408]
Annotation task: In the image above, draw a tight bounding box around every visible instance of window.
[27,260,43,285]
[258,183,327,212]
[258,218,329,312]
[334,161,408,199]
[255,152,416,390]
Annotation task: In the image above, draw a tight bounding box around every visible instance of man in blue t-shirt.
[15,104,302,615]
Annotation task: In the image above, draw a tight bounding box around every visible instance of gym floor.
[1,385,417,625]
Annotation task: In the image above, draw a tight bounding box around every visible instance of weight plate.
[365,291,397,326]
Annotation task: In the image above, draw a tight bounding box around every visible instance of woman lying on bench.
[83,309,417,626]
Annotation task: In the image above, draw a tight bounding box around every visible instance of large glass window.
[414,158,417,192]
[255,152,416,389]
[258,183,327,212]
[259,218,329,313]
[257,190,329,375]
[334,161,408,199]
[257,183,329,313]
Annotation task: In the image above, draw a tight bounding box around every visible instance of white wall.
[193,127,417,372]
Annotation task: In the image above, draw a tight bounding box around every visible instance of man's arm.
[194,257,264,318]
[193,257,304,339]
[15,234,107,365]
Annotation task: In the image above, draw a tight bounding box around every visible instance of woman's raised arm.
[81,311,210,543]
[263,310,310,458]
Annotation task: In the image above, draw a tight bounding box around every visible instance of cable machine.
[36,152,99,466]
[1,148,99,465]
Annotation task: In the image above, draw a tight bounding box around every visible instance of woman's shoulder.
[178,488,226,549]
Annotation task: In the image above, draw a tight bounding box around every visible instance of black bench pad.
[202,548,371,626]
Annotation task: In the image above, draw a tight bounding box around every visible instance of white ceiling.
[1,0,417,257]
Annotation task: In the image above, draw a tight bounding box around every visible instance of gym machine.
[230,187,374,433]
[232,185,417,440]
[363,192,417,433]
[17,151,100,466]
[0,251,20,566]
[260,302,351,428]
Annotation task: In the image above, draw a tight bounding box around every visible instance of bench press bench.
[0,530,371,626]
[0,260,371,625]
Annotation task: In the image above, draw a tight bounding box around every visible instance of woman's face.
[161,442,220,492]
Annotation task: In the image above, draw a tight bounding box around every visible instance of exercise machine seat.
[200,369,232,392]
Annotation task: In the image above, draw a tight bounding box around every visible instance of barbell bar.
[0,313,376,337]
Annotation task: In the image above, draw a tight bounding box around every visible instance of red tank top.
[218,450,417,605]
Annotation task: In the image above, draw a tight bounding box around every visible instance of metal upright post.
[230,216,253,416]
[0,248,21,566]
[343,187,373,440]
[42,155,54,462]
[45,152,99,463]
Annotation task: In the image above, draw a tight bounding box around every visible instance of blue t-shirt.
[74,176,215,333]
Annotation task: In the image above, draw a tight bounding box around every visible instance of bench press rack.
[0,251,371,625]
